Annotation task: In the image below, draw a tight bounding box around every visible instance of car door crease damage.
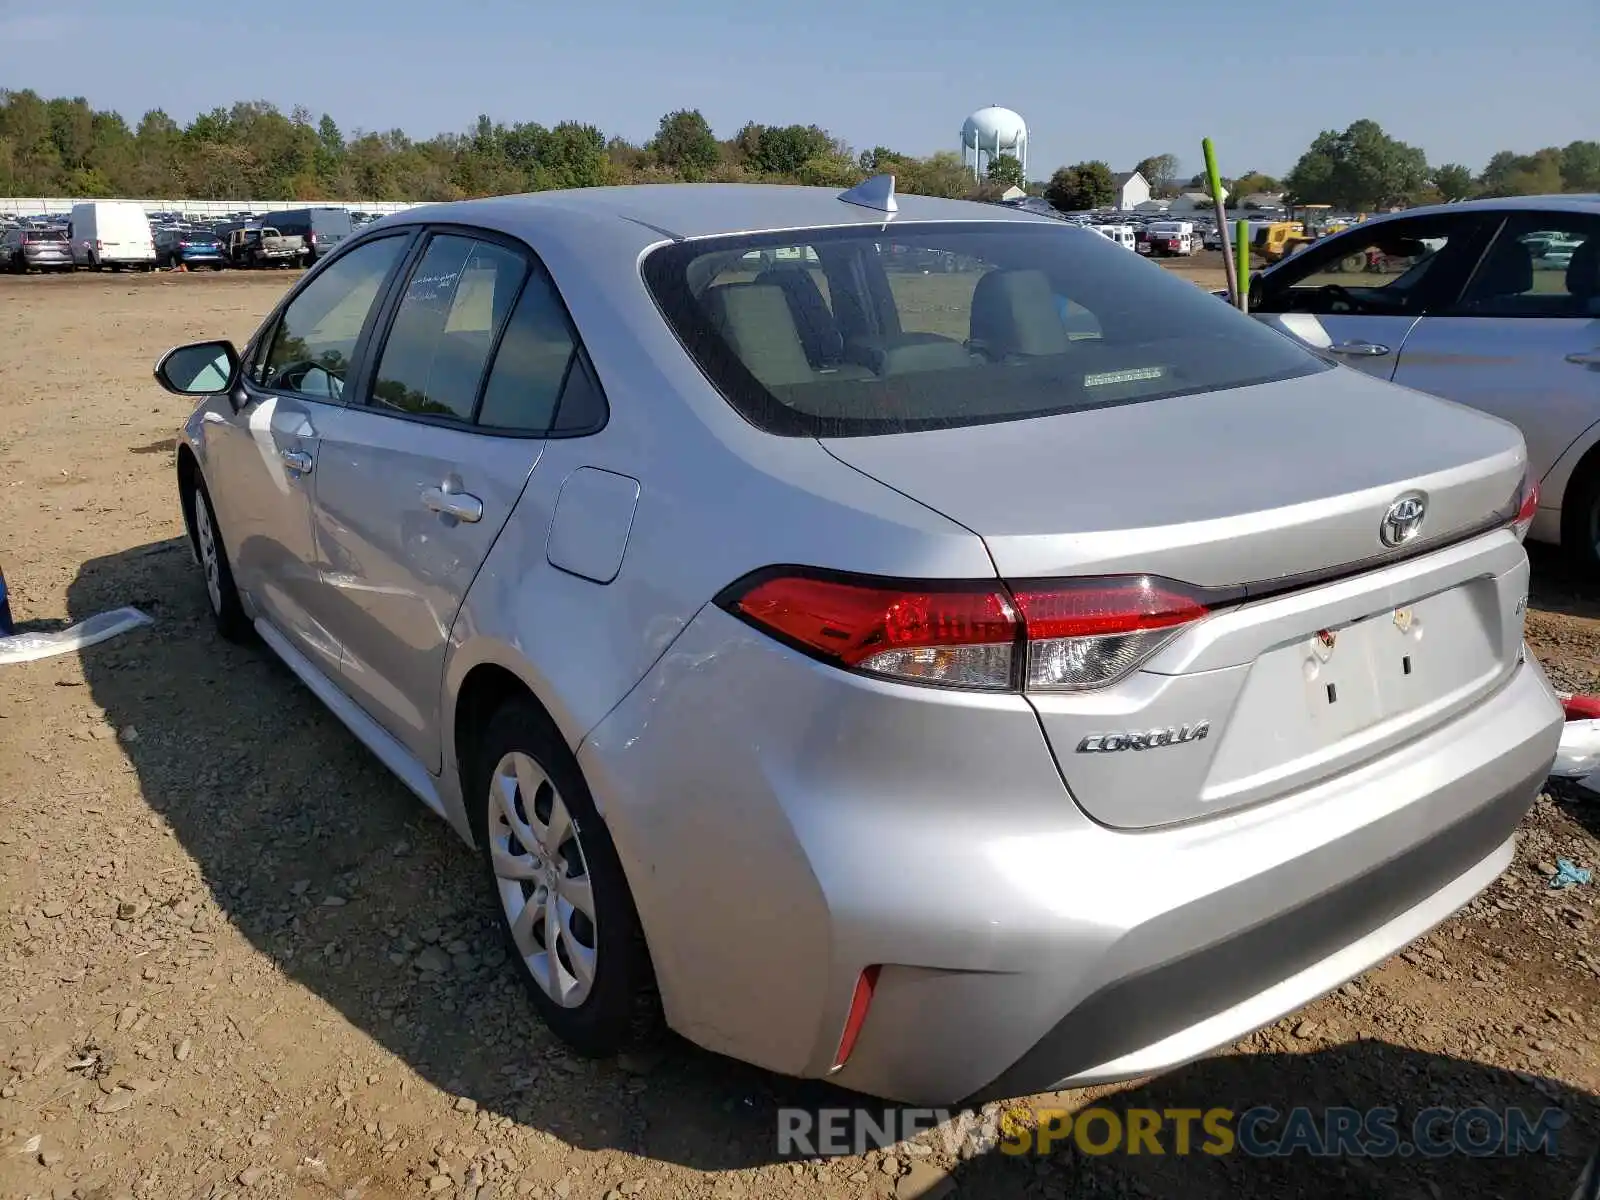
[159,186,1564,1107]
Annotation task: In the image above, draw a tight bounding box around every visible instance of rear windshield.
[643,220,1328,437]
[27,230,67,242]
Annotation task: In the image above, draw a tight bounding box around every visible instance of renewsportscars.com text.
[777,1104,1566,1159]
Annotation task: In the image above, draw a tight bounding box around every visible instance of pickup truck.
[228,227,306,269]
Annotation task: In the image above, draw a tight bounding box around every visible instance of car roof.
[373,182,1063,249]
[1364,194,1600,224]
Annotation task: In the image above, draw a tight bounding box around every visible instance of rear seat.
[752,264,980,376]
[700,268,1075,388]
[701,283,875,386]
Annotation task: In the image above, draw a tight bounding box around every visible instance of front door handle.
[279,448,313,474]
[1566,351,1600,366]
[422,486,483,524]
[1327,341,1391,357]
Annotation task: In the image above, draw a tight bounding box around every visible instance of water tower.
[961,106,1028,179]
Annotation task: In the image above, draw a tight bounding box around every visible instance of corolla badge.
[1380,492,1427,548]
[1077,722,1210,753]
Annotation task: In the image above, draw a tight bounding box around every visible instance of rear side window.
[476,266,584,433]
[644,221,1327,437]
[1446,213,1600,318]
[368,235,528,421]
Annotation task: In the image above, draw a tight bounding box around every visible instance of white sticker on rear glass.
[1084,366,1165,388]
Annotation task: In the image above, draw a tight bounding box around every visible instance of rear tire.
[1561,466,1600,577]
[468,697,663,1058]
[189,477,251,641]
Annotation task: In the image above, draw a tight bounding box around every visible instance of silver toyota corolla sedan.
[155,179,1563,1106]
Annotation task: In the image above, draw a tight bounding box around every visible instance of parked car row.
[1,203,377,273]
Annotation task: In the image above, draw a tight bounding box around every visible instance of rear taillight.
[1513,477,1539,542]
[726,573,1016,689]
[719,570,1209,692]
[306,231,317,245]
[1012,580,1209,691]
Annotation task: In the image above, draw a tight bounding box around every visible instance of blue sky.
[0,0,1592,179]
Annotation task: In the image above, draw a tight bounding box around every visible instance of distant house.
[1111,171,1152,211]
[1240,191,1286,211]
[1172,187,1228,213]
[1133,198,1171,215]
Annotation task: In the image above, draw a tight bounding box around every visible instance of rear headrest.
[700,282,815,387]
[1470,236,1534,299]
[755,265,844,366]
[969,269,1072,359]
[1567,239,1600,302]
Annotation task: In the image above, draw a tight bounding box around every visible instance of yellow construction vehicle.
[1251,205,1345,266]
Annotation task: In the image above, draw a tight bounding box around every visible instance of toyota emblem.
[1380,492,1427,547]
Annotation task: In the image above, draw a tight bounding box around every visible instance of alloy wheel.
[487,751,598,1008]
[194,494,223,615]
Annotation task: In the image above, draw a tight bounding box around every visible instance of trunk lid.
[822,367,1531,828]
[820,367,1523,586]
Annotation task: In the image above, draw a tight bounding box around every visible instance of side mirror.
[154,340,240,397]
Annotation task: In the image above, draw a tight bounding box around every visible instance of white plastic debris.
[0,607,153,665]
[1553,719,1600,779]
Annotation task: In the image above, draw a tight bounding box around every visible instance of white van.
[67,202,156,271]
[1091,224,1137,252]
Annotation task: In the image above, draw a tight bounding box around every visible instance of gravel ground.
[0,269,1596,1200]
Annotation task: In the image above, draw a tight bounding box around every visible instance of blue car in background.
[155,227,227,270]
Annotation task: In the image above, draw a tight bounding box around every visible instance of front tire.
[469,698,663,1058]
[190,477,250,641]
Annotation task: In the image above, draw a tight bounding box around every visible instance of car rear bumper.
[579,606,1562,1105]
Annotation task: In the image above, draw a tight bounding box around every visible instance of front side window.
[367,235,528,421]
[1255,217,1476,316]
[1446,213,1600,318]
[643,221,1326,437]
[255,234,409,398]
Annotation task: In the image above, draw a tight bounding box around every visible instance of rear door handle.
[279,448,313,474]
[1566,351,1600,366]
[1327,341,1391,357]
[422,486,483,524]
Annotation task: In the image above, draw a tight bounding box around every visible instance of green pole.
[1235,219,1251,312]
[1202,137,1238,306]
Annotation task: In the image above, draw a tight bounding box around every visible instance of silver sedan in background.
[154,180,1561,1105]
[1249,195,1600,570]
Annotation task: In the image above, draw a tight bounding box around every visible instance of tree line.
[1,92,1594,216]
[1046,124,1600,213]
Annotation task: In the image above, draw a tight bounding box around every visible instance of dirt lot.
[1,268,1597,1200]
